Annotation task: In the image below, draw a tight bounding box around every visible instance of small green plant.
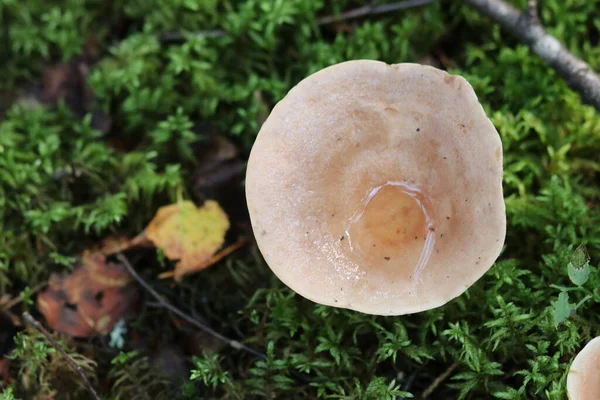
[190,353,231,389]
[9,332,56,379]
[551,245,599,327]
[189,353,241,398]
[0,387,21,400]
[8,330,97,398]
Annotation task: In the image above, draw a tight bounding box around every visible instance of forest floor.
[1,0,600,399]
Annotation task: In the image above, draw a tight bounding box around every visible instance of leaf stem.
[575,295,592,310]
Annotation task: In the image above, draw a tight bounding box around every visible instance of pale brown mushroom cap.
[567,336,600,400]
[246,60,505,315]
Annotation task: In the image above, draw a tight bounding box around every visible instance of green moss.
[1,0,600,399]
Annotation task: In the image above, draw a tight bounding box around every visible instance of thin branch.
[421,362,458,398]
[1,282,47,312]
[317,0,435,25]
[22,312,102,400]
[116,253,266,360]
[464,0,600,110]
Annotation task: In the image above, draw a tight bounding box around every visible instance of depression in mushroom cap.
[246,60,506,315]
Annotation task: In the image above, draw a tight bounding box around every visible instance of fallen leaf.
[151,347,188,380]
[417,55,442,69]
[193,134,243,194]
[196,134,239,165]
[0,312,16,385]
[39,36,99,110]
[194,161,245,193]
[0,312,17,357]
[0,358,10,384]
[40,63,77,104]
[157,237,247,279]
[37,253,138,337]
[37,35,112,136]
[435,49,454,69]
[182,331,226,356]
[146,200,230,280]
[92,234,153,256]
[191,134,248,230]
[39,60,97,118]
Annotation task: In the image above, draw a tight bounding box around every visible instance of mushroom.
[567,336,600,400]
[245,60,505,315]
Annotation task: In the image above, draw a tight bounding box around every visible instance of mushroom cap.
[246,60,505,315]
[567,336,600,400]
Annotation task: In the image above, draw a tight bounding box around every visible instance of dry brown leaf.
[150,347,188,380]
[182,331,226,356]
[193,135,244,193]
[37,252,138,337]
[95,235,135,255]
[0,311,16,385]
[0,358,10,384]
[0,312,17,358]
[157,237,247,279]
[92,234,153,256]
[146,200,230,280]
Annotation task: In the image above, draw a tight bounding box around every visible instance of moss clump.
[1,0,600,399]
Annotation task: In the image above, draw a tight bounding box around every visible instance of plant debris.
[145,200,230,281]
[37,252,138,337]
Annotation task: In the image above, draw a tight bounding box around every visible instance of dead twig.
[116,252,266,360]
[22,312,102,400]
[317,0,435,25]
[421,362,458,398]
[464,0,600,110]
[1,282,47,312]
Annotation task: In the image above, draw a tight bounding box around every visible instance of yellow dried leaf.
[146,200,230,280]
